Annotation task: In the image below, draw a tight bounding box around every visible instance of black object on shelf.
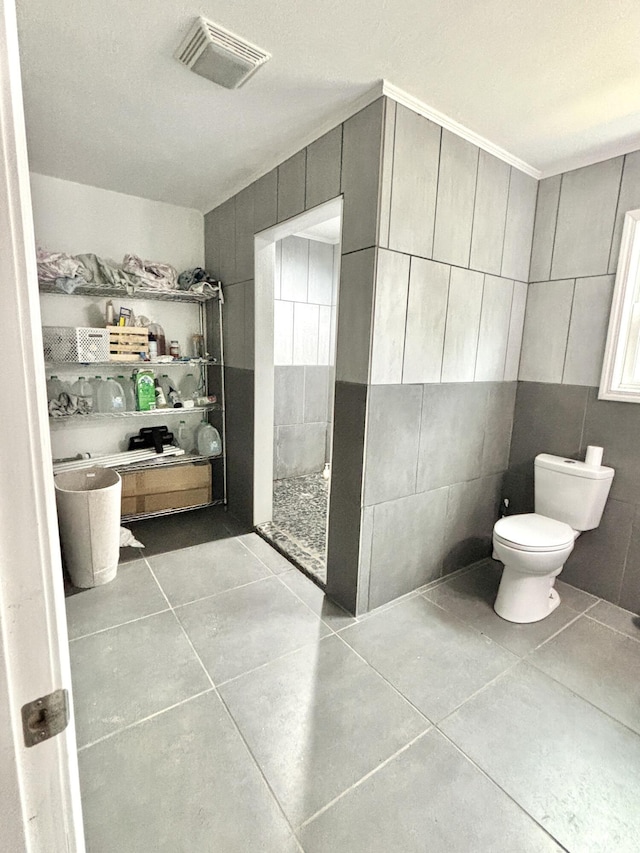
[127,426,174,453]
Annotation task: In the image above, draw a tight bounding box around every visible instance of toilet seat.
[493,513,574,553]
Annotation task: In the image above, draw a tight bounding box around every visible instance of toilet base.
[494,566,562,623]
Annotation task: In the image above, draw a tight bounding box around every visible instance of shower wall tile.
[253,168,278,233]
[335,248,376,384]
[363,383,422,506]
[277,151,306,223]
[305,126,343,211]
[280,236,309,302]
[368,487,449,608]
[275,423,327,479]
[218,196,237,285]
[293,303,319,365]
[222,283,245,369]
[503,280,527,381]
[225,367,255,523]
[550,157,623,280]
[609,150,640,273]
[341,99,384,254]
[370,248,410,385]
[274,300,294,365]
[308,240,335,305]
[244,280,255,369]
[204,206,221,279]
[474,275,513,382]
[387,105,441,257]
[432,130,479,267]
[501,168,537,282]
[317,305,332,366]
[417,383,489,492]
[377,98,396,250]
[469,151,511,275]
[529,175,561,283]
[274,366,304,425]
[481,382,517,476]
[563,275,615,386]
[441,267,484,382]
[519,279,575,383]
[304,366,331,424]
[402,258,450,384]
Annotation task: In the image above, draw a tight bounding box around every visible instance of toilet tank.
[534,454,615,531]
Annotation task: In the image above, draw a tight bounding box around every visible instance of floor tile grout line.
[270,572,338,634]
[434,728,571,853]
[436,659,523,726]
[333,631,433,727]
[296,728,433,832]
[583,612,640,646]
[77,687,217,752]
[145,562,216,689]
[523,656,640,739]
[216,631,336,690]
[213,684,306,849]
[522,609,588,657]
[168,573,277,613]
[68,606,172,642]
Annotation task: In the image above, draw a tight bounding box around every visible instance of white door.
[0,0,84,849]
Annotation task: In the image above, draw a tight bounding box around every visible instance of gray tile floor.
[67,533,640,852]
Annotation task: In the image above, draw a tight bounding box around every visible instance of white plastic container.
[71,377,93,413]
[54,467,122,587]
[196,420,222,456]
[97,377,126,412]
[179,372,198,403]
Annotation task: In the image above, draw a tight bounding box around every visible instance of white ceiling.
[15,0,640,213]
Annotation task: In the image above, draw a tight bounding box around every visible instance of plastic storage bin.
[54,467,122,588]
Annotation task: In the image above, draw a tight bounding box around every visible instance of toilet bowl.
[492,514,576,623]
[492,453,614,624]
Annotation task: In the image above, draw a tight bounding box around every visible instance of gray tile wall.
[360,382,516,610]
[506,382,640,613]
[514,147,640,613]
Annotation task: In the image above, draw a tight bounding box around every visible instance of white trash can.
[54,467,122,588]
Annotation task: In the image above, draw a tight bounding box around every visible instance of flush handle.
[21,689,69,747]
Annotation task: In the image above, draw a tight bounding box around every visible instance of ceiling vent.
[175,17,270,89]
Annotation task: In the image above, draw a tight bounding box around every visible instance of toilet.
[492,453,614,624]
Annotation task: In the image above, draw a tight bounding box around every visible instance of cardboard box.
[120,462,211,516]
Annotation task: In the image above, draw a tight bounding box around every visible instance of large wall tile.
[305,126,342,211]
[308,240,335,305]
[363,384,422,506]
[482,382,517,476]
[368,487,449,608]
[370,249,410,384]
[501,168,537,282]
[326,382,368,614]
[582,387,640,505]
[280,236,309,302]
[609,150,640,273]
[563,275,615,386]
[341,99,384,254]
[274,365,304,425]
[225,367,255,523]
[551,157,624,279]
[273,300,293,365]
[433,130,478,267]
[475,275,513,382]
[293,303,319,365]
[235,185,255,283]
[441,267,484,382]
[619,506,640,613]
[417,383,489,491]
[509,381,589,471]
[503,280,527,381]
[253,169,278,233]
[519,279,575,383]
[244,280,255,370]
[442,474,503,574]
[377,98,396,249]
[222,283,245,369]
[402,258,450,384]
[275,422,326,479]
[277,151,306,222]
[304,365,330,424]
[204,206,221,279]
[335,248,375,384]
[529,175,561,283]
[387,105,441,257]
[318,305,332,366]
[356,506,374,615]
[561,498,635,603]
[218,196,236,285]
[469,151,511,275]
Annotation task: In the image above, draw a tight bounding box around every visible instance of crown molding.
[381,81,541,179]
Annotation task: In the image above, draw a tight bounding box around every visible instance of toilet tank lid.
[534,453,614,480]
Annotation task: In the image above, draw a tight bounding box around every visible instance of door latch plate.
[22,689,69,747]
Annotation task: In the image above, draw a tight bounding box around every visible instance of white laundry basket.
[54,467,122,588]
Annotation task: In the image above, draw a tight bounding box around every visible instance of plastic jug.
[117,375,137,411]
[46,375,68,403]
[71,377,93,413]
[177,420,194,453]
[179,372,198,403]
[97,377,125,413]
[196,420,222,456]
